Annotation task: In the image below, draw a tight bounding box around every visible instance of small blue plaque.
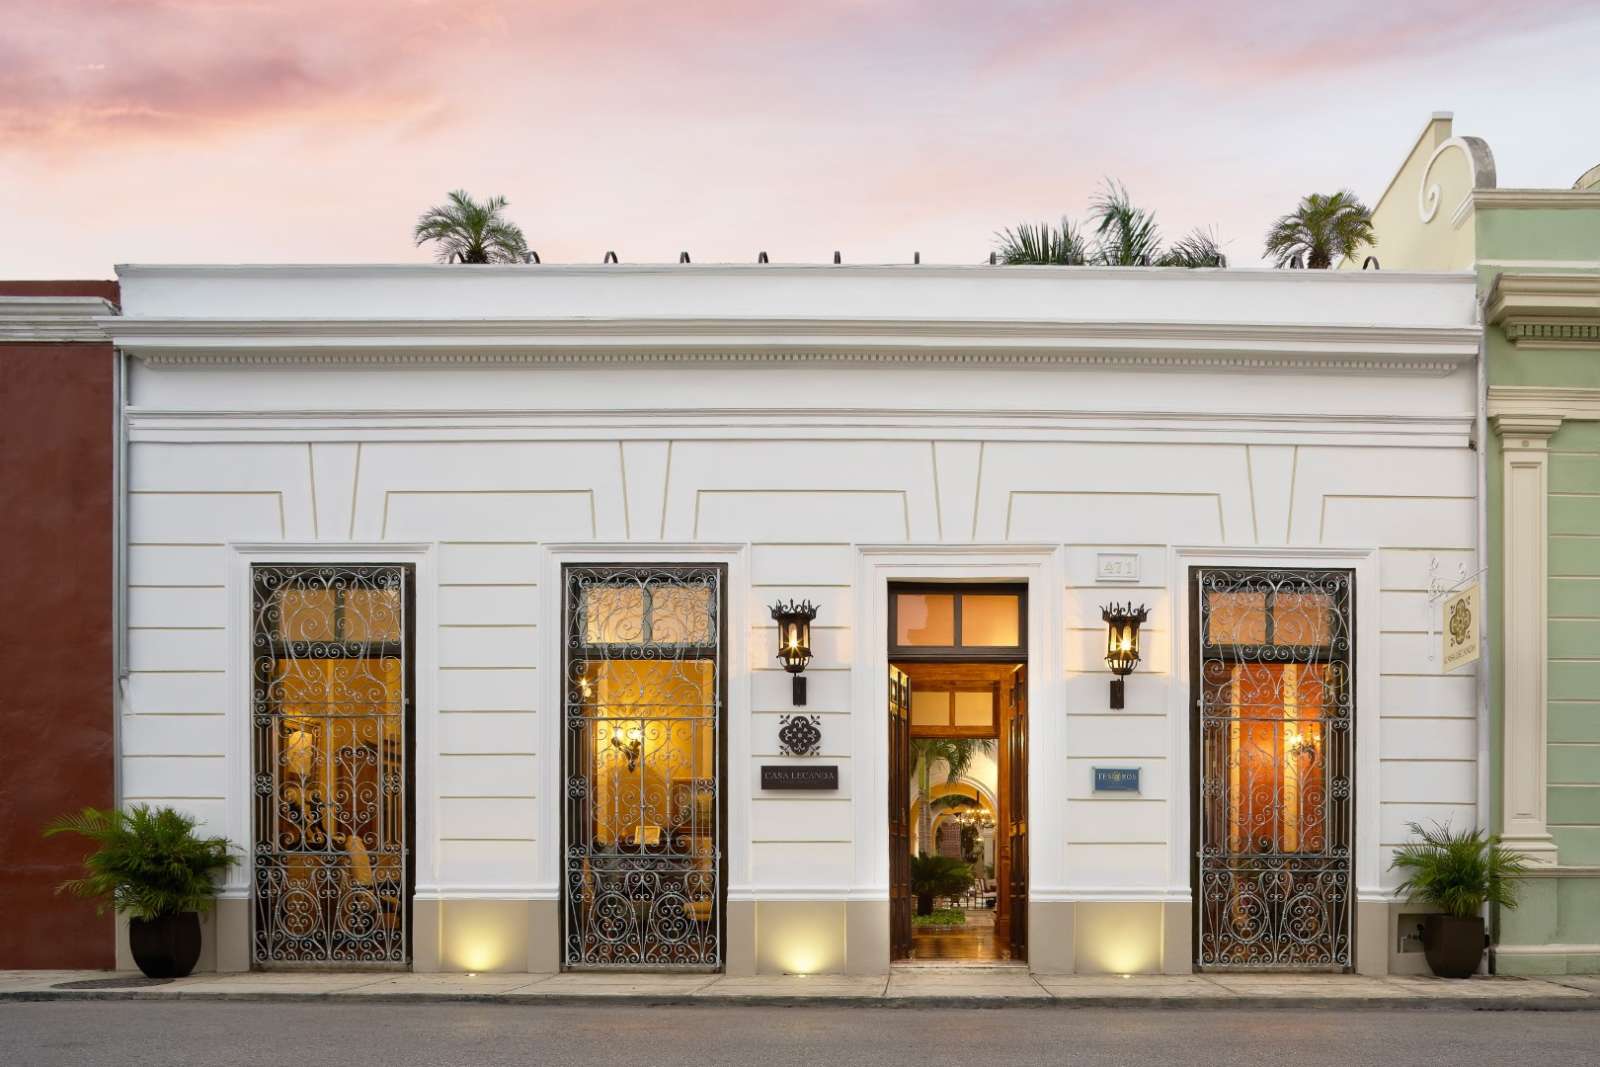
[1093,767,1141,793]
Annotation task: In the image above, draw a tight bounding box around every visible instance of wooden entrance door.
[888,665,913,959]
[994,666,1028,958]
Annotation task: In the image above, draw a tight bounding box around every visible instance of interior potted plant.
[910,853,973,917]
[1390,820,1526,979]
[46,805,237,978]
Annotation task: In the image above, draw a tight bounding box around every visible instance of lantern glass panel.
[960,594,1020,647]
[895,593,955,646]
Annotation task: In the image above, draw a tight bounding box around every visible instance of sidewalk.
[4,969,1599,1009]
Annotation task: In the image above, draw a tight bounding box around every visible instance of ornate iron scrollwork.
[250,564,410,966]
[1195,568,1354,971]
[563,566,724,970]
[777,714,822,757]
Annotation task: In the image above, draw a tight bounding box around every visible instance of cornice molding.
[109,316,1477,375]
[1486,274,1600,349]
[114,262,1475,282]
[0,296,116,342]
[123,406,1474,448]
[1475,189,1600,211]
[1488,385,1600,429]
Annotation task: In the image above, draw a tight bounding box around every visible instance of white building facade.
[110,264,1483,976]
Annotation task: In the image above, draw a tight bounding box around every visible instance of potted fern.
[1390,821,1526,979]
[45,805,238,978]
[910,853,973,917]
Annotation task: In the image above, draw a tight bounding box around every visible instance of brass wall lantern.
[1102,602,1149,710]
[770,599,818,705]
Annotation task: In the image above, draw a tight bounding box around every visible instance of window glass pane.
[1206,590,1266,645]
[648,584,714,644]
[583,585,646,644]
[910,690,949,727]
[342,587,403,641]
[896,593,955,646]
[961,594,1019,646]
[585,659,716,848]
[1272,591,1332,646]
[953,690,994,727]
[276,588,336,641]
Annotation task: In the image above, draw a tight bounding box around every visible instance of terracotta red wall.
[0,280,117,968]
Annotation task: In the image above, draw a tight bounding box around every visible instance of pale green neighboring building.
[1350,114,1600,974]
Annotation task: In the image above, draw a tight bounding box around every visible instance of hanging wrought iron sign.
[777,714,822,757]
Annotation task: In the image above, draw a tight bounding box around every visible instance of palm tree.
[413,190,529,264]
[994,218,1088,265]
[994,180,1226,268]
[911,736,996,856]
[1088,180,1163,266]
[1156,227,1228,268]
[1263,190,1375,269]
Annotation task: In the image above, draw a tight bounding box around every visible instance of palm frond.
[994,217,1088,265]
[414,190,530,265]
[1389,820,1528,919]
[44,805,238,919]
[1157,227,1228,268]
[1264,189,1374,269]
[1089,179,1162,266]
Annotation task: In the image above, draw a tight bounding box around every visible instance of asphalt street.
[3,1001,1597,1067]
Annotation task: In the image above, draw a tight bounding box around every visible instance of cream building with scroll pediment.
[1351,113,1600,975]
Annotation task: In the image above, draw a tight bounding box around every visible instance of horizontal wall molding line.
[413,888,558,901]
[124,408,1477,442]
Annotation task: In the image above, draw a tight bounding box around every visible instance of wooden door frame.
[854,546,1064,971]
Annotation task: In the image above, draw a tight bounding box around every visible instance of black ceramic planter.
[128,912,203,979]
[1422,914,1485,979]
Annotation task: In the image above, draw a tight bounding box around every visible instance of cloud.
[0,0,483,146]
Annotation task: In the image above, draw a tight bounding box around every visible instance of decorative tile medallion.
[777,714,822,757]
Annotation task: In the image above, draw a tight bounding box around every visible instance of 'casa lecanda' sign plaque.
[760,765,839,790]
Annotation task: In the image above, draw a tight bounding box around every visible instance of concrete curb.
[4,989,1597,1011]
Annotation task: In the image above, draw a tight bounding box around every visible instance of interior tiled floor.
[909,908,1010,961]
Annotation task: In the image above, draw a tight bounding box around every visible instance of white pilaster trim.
[1491,417,1562,865]
[223,543,438,894]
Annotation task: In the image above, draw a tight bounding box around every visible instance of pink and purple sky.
[4,0,1598,277]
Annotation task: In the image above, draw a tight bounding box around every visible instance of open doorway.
[888,584,1027,964]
